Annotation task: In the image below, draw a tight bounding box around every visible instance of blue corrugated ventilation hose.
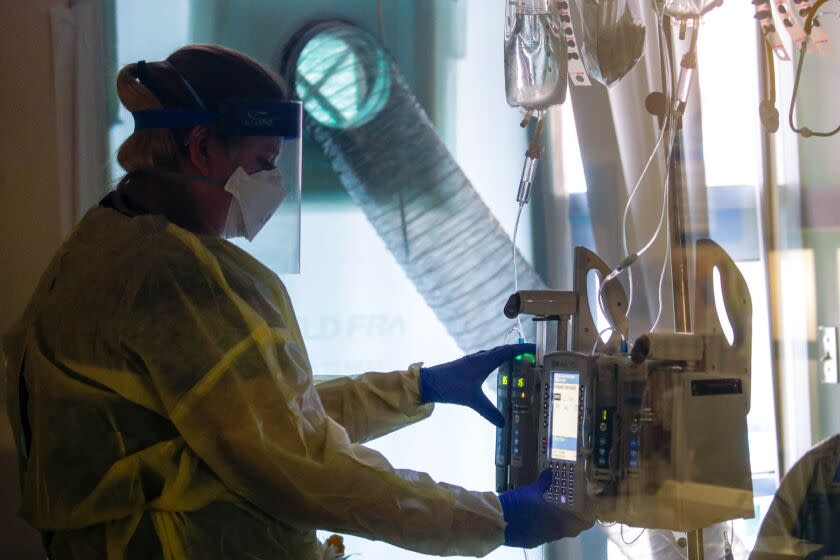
[283,21,547,353]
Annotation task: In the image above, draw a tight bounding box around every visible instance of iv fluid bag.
[505,0,568,110]
[662,0,723,18]
[577,0,646,87]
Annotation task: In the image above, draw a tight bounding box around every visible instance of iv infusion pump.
[497,353,591,512]
[542,357,589,511]
[495,242,755,531]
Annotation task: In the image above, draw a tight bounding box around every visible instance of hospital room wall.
[793,23,840,444]
[801,190,840,444]
[809,230,840,442]
[0,1,74,557]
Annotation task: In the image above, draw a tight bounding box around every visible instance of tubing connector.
[516,155,539,205]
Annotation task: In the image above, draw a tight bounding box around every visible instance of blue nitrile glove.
[419,343,536,428]
[498,469,594,548]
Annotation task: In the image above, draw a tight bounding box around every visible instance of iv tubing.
[605,121,677,336]
[607,16,686,339]
[504,326,524,345]
[622,10,674,261]
[592,326,616,356]
[621,8,676,317]
[511,111,545,343]
[622,112,670,313]
[513,202,526,339]
[650,161,674,332]
[789,0,840,138]
[626,26,681,262]
[620,524,647,545]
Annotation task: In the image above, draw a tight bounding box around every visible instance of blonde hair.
[115,45,288,177]
[116,61,185,174]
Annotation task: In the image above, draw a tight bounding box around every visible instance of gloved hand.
[419,343,535,428]
[498,469,594,548]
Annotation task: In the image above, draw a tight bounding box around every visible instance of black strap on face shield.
[133,61,165,106]
[133,59,208,111]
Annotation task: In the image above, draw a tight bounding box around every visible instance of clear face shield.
[249,131,302,274]
[131,75,303,274]
[220,100,303,274]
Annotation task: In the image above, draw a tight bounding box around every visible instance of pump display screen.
[549,371,581,461]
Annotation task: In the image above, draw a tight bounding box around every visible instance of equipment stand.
[687,529,704,560]
[665,17,704,557]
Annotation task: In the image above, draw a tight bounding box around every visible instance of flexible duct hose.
[282,21,547,352]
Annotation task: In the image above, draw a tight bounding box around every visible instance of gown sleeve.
[315,369,433,444]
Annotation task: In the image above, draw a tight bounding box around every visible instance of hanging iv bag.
[505,0,568,110]
[576,0,646,87]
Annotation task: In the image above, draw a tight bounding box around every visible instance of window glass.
[697,2,762,188]
[695,1,780,549]
[562,102,587,194]
[294,30,391,129]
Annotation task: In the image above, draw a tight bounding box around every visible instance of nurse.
[5,44,591,559]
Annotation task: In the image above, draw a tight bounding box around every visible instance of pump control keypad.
[545,462,575,505]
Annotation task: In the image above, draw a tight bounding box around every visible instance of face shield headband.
[129,60,302,138]
[131,100,302,138]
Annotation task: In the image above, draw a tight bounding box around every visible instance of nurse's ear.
[185,126,233,181]
[185,126,212,175]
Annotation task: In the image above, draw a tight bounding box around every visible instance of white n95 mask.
[222,166,287,241]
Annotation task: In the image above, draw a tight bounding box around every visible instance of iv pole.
[663,15,705,560]
[668,71,706,560]
[666,93,706,560]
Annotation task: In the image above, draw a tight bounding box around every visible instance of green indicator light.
[514,354,535,363]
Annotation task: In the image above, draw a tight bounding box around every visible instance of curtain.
[50,0,115,229]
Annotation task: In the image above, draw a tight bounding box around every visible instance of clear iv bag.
[576,0,646,87]
[662,0,723,18]
[504,0,568,110]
